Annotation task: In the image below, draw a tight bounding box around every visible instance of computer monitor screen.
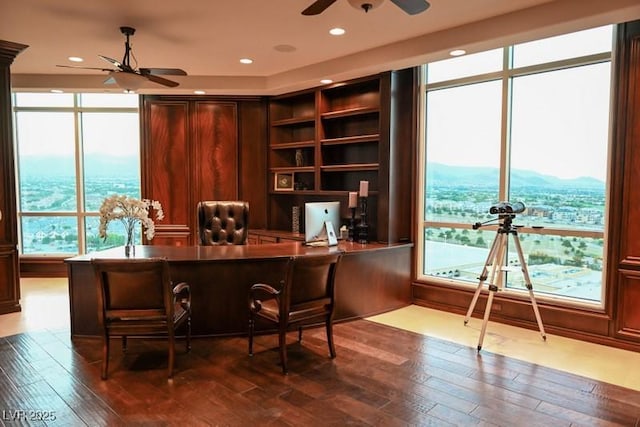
[304,201,340,244]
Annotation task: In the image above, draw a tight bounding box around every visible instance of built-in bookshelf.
[267,70,417,243]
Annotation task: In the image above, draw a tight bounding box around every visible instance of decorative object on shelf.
[348,191,358,241]
[292,206,301,233]
[295,148,304,167]
[99,195,164,257]
[274,173,294,191]
[356,181,369,243]
[358,180,369,198]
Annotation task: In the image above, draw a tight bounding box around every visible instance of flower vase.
[124,231,135,257]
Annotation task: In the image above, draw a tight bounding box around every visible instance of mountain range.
[426,163,604,190]
[19,155,140,178]
[19,156,605,190]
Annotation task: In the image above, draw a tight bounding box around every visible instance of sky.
[425,25,612,182]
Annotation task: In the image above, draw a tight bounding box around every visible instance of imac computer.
[304,201,340,246]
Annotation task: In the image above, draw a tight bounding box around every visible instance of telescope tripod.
[464,215,546,351]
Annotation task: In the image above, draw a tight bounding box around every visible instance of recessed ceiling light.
[50,89,64,93]
[240,58,253,64]
[320,79,333,84]
[329,28,346,36]
[274,44,297,53]
[68,56,83,62]
[194,90,206,95]
[450,49,466,57]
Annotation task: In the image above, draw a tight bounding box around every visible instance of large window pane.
[13,93,140,256]
[425,80,502,225]
[15,92,74,107]
[420,25,612,306]
[427,49,502,83]
[15,112,76,212]
[505,233,603,302]
[512,26,613,68]
[424,227,494,281]
[82,112,141,211]
[20,216,78,254]
[509,63,610,232]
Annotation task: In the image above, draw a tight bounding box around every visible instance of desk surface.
[65,241,409,263]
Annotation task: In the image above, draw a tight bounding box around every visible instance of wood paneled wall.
[0,40,27,313]
[613,20,640,343]
[141,96,268,247]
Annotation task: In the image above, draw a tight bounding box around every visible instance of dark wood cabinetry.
[0,40,27,314]
[267,69,417,243]
[141,96,268,246]
[612,20,640,343]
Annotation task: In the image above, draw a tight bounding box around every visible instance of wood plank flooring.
[1,320,639,426]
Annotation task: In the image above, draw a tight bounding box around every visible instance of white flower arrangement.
[98,195,164,245]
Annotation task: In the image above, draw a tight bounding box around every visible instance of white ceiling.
[3,0,640,95]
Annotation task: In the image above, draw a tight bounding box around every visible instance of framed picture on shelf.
[274,173,294,191]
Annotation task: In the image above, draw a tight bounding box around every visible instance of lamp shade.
[107,71,147,91]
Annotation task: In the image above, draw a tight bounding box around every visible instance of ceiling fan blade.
[390,0,430,15]
[144,73,180,88]
[302,0,337,15]
[140,67,187,76]
[56,64,114,71]
[98,55,123,69]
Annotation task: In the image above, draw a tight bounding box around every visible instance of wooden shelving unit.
[267,70,417,243]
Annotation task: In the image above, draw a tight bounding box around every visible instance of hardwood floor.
[1,319,639,425]
[2,278,640,425]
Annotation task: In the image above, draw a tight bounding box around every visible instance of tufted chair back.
[197,201,249,245]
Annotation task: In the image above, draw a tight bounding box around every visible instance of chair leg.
[168,334,175,379]
[279,328,288,374]
[101,334,110,380]
[326,319,336,359]
[248,315,254,356]
[298,326,303,342]
[121,335,127,353]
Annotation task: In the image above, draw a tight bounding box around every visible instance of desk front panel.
[66,242,411,337]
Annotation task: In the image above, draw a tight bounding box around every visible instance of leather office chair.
[92,258,191,380]
[197,200,249,245]
[248,253,342,374]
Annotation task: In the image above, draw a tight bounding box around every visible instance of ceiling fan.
[302,0,430,15]
[56,26,187,90]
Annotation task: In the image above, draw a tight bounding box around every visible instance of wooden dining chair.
[248,253,342,374]
[92,257,191,379]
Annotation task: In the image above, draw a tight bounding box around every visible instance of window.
[419,26,613,305]
[13,93,140,255]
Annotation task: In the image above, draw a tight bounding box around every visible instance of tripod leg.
[464,233,501,325]
[477,233,507,351]
[512,232,547,340]
[478,285,498,351]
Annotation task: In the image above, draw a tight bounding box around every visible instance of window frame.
[416,31,614,310]
[12,93,140,256]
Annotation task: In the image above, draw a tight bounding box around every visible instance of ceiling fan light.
[347,0,384,13]
[108,71,147,91]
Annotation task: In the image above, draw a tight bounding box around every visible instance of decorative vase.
[292,206,300,233]
[295,149,304,167]
[124,245,135,257]
[124,229,135,257]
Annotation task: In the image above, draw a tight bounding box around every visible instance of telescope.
[489,201,525,215]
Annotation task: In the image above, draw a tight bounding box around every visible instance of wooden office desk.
[65,241,412,338]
